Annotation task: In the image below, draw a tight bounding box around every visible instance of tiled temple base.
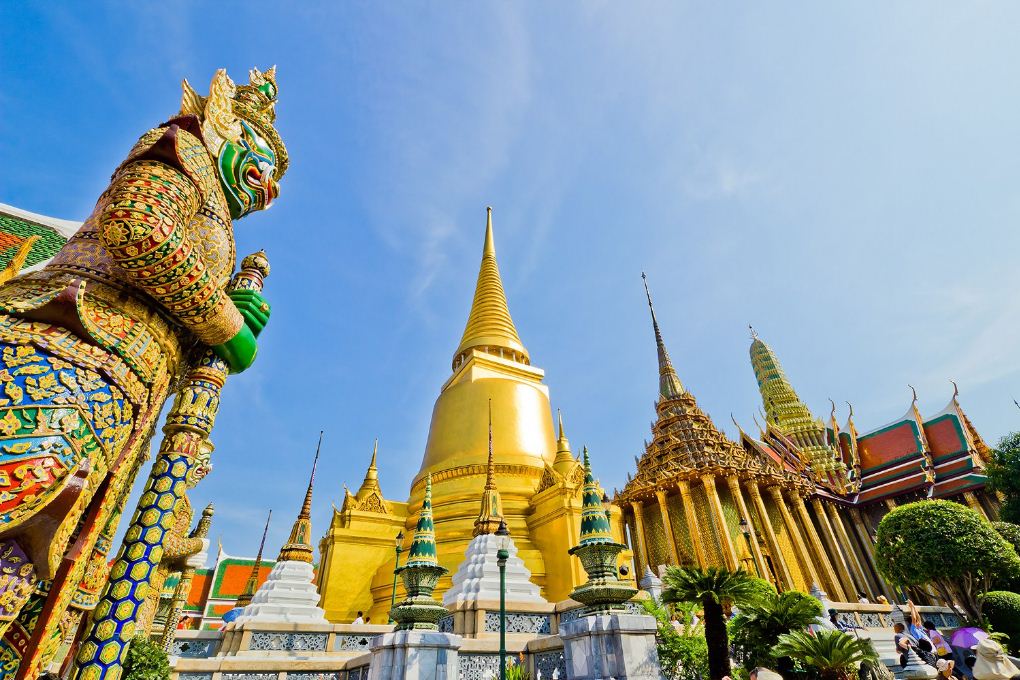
[366,630,462,680]
[560,613,663,680]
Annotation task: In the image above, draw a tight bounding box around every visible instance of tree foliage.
[641,597,710,680]
[731,590,824,674]
[772,629,878,680]
[874,500,1020,620]
[123,635,171,680]
[981,591,1020,654]
[987,432,1020,524]
[661,566,761,680]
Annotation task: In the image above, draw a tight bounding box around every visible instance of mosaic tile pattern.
[438,614,454,633]
[460,653,501,680]
[535,649,566,679]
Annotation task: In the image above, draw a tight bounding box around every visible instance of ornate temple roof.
[453,207,530,368]
[0,203,78,275]
[618,278,808,504]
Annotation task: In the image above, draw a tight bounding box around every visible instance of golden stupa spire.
[453,207,529,368]
[473,399,505,536]
[355,439,381,499]
[278,431,322,563]
[235,509,272,608]
[641,273,684,400]
[553,408,575,472]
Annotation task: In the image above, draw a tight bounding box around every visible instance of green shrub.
[874,500,1020,620]
[982,591,1020,653]
[123,635,171,680]
[731,589,823,674]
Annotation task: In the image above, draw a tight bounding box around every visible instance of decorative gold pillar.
[884,498,897,512]
[746,481,794,590]
[810,498,857,601]
[768,486,821,590]
[824,502,875,600]
[792,494,845,600]
[677,480,707,568]
[849,507,896,602]
[728,476,769,582]
[702,475,739,570]
[963,492,988,520]
[630,501,650,573]
[625,512,645,577]
[655,489,681,565]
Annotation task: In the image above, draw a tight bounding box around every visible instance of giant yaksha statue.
[0,67,284,676]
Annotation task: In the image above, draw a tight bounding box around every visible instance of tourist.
[353,611,364,625]
[876,595,889,604]
[893,623,917,667]
[936,659,957,680]
[858,593,871,604]
[365,616,371,624]
[972,638,1019,680]
[924,621,953,660]
[669,612,683,633]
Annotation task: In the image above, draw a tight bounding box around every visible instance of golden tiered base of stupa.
[317,209,629,623]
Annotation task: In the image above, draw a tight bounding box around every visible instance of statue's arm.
[96,124,245,350]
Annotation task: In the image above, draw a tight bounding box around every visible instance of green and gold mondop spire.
[235,509,272,609]
[578,447,614,546]
[749,328,847,482]
[406,474,439,568]
[569,448,635,614]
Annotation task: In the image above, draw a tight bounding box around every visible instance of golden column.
[963,492,989,520]
[655,489,681,565]
[727,476,769,582]
[746,481,794,590]
[768,486,821,589]
[702,476,739,570]
[677,480,707,568]
[884,499,897,512]
[630,501,651,573]
[809,498,857,601]
[849,507,896,602]
[791,494,846,600]
[822,501,873,600]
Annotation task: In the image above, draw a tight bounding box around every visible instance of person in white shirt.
[353,611,365,625]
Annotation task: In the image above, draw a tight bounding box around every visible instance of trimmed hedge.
[982,591,1020,653]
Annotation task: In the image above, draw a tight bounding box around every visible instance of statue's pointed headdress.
[181,66,289,178]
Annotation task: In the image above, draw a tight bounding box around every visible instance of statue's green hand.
[228,290,271,338]
[212,324,258,374]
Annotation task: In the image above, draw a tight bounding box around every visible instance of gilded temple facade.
[618,279,1001,603]
[317,210,627,623]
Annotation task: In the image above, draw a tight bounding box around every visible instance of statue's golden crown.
[180,67,289,178]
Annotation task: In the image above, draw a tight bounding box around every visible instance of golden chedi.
[318,209,628,623]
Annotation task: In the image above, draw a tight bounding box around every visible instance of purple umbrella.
[951,627,989,648]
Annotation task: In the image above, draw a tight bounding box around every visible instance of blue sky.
[3,3,1020,560]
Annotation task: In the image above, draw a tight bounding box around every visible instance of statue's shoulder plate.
[123,115,218,203]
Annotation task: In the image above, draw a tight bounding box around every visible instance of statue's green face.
[216,120,279,219]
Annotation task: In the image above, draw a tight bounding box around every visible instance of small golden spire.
[278,431,322,563]
[641,272,684,400]
[453,207,529,369]
[235,509,272,608]
[474,399,504,536]
[553,408,575,473]
[355,439,381,500]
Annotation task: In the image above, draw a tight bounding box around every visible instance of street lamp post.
[389,530,405,624]
[738,518,762,578]
[496,520,510,680]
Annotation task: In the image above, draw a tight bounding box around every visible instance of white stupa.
[233,436,329,625]
[443,410,546,607]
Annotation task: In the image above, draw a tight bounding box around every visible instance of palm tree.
[772,629,879,680]
[731,590,824,674]
[661,566,761,680]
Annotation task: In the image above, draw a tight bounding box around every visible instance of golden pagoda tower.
[749,328,849,487]
[318,208,627,623]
